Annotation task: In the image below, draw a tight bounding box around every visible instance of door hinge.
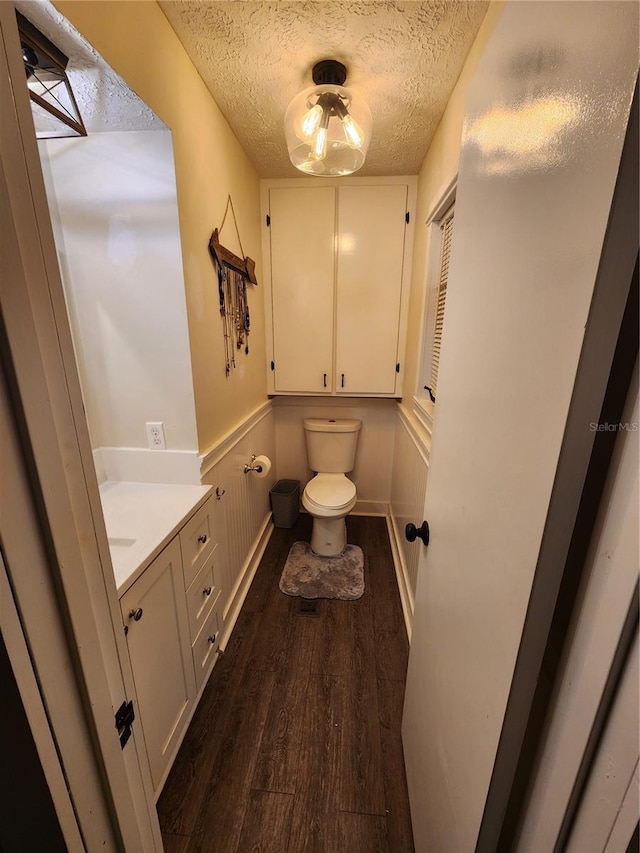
[266,214,271,227]
[270,360,275,371]
[115,700,135,749]
[405,211,410,224]
[396,363,400,373]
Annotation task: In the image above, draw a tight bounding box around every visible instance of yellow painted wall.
[400,2,505,421]
[54,0,267,456]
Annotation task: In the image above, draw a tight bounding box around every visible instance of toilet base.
[310,515,347,557]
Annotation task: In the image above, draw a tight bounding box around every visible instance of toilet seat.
[303,474,356,514]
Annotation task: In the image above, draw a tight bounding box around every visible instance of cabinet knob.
[207,632,218,645]
[128,608,143,621]
[198,534,208,545]
[203,586,212,596]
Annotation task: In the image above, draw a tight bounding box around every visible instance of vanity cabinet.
[120,538,195,791]
[263,180,415,396]
[115,490,222,795]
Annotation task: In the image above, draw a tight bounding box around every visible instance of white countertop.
[100,481,212,595]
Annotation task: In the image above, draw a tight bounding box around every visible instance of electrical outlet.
[146,421,166,450]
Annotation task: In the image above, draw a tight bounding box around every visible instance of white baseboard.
[95,446,201,485]
[219,514,274,649]
[386,512,414,643]
[352,499,389,517]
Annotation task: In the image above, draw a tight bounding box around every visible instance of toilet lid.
[305,474,356,509]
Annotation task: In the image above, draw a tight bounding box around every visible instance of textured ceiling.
[159,1,489,177]
[15,0,166,134]
[16,1,488,175]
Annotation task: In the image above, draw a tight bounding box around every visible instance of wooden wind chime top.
[208,197,258,376]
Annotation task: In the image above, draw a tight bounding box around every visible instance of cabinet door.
[120,538,195,792]
[335,185,408,394]
[269,186,335,393]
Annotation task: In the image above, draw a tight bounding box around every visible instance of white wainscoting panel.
[389,408,429,637]
[200,405,276,644]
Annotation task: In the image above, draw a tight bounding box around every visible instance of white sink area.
[100,481,212,595]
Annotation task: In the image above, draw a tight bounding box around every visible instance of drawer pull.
[203,586,213,596]
[198,534,208,545]
[128,608,143,622]
[207,632,218,645]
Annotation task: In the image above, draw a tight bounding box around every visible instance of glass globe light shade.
[285,83,372,176]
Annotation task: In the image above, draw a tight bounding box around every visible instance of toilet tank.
[303,418,362,473]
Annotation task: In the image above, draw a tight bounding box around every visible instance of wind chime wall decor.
[208,196,258,376]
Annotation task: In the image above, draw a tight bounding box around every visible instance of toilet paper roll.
[252,455,272,478]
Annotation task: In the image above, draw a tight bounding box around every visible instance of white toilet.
[302,418,361,557]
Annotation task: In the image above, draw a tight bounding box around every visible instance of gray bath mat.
[279,541,364,600]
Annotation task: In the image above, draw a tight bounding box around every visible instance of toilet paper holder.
[244,454,264,474]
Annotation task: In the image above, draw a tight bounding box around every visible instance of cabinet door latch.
[115,700,135,749]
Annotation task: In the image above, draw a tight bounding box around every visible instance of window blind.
[429,206,454,397]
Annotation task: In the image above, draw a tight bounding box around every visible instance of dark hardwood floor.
[157,514,414,852]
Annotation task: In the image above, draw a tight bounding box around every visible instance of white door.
[401,3,639,852]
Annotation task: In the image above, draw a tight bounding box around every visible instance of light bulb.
[342,114,364,149]
[300,104,323,138]
[312,126,328,160]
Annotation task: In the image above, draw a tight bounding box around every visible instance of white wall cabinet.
[269,186,335,394]
[263,179,415,397]
[119,494,221,795]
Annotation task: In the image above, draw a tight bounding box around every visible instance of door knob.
[405,521,430,546]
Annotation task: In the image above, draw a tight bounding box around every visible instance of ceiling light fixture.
[17,12,87,139]
[285,59,372,176]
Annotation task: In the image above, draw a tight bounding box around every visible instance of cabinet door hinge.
[266,214,271,227]
[115,700,135,749]
[270,360,275,371]
[405,211,410,224]
[396,363,400,373]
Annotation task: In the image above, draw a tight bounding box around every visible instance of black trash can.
[269,479,300,528]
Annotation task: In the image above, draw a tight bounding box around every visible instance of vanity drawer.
[186,555,220,642]
[192,607,220,690]
[180,498,215,588]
